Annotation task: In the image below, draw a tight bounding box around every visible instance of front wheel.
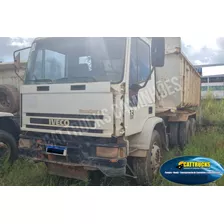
[0,130,18,165]
[133,130,163,186]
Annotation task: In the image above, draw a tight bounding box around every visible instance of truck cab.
[15,37,167,185]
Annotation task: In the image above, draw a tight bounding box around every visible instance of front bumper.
[18,133,127,179]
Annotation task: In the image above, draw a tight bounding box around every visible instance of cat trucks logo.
[176,161,211,170]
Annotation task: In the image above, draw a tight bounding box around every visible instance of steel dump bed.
[154,37,201,112]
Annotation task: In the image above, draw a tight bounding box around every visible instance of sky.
[182,37,219,51]
[1,37,224,76]
[181,37,224,75]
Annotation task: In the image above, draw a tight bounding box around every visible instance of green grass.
[0,94,224,186]
[200,91,224,126]
[0,158,88,186]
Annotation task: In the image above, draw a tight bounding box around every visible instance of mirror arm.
[14,67,24,82]
[13,47,31,62]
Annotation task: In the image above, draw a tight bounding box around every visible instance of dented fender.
[128,116,168,156]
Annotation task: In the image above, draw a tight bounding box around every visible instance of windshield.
[25,37,126,84]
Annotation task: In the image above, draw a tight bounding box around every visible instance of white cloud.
[194,60,204,65]
[182,36,219,51]
[10,37,33,47]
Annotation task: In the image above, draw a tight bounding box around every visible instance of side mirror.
[151,37,165,67]
[13,46,31,81]
[14,52,21,71]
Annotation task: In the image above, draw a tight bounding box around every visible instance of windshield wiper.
[26,79,53,84]
[55,76,97,83]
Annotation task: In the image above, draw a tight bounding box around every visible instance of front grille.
[26,113,104,120]
[25,112,104,134]
[26,124,103,133]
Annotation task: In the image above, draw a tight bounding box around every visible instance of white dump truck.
[13,37,201,185]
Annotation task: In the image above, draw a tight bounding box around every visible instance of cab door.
[124,37,156,137]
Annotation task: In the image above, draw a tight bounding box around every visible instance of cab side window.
[129,38,138,86]
[137,38,150,82]
[129,38,151,86]
[129,38,151,107]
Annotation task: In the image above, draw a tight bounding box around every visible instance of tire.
[169,122,179,148]
[133,130,163,186]
[178,120,191,150]
[189,118,196,137]
[0,85,20,113]
[0,130,18,164]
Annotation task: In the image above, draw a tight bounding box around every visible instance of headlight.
[96,147,126,159]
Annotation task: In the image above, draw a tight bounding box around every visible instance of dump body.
[155,37,201,112]
[0,62,26,121]
[0,62,25,89]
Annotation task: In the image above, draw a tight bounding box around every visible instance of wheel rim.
[151,142,162,175]
[0,141,11,163]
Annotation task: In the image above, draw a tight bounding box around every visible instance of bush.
[200,91,224,126]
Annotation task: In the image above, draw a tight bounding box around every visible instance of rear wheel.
[169,122,179,148]
[0,130,18,165]
[133,130,163,186]
[189,118,196,137]
[179,120,191,150]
